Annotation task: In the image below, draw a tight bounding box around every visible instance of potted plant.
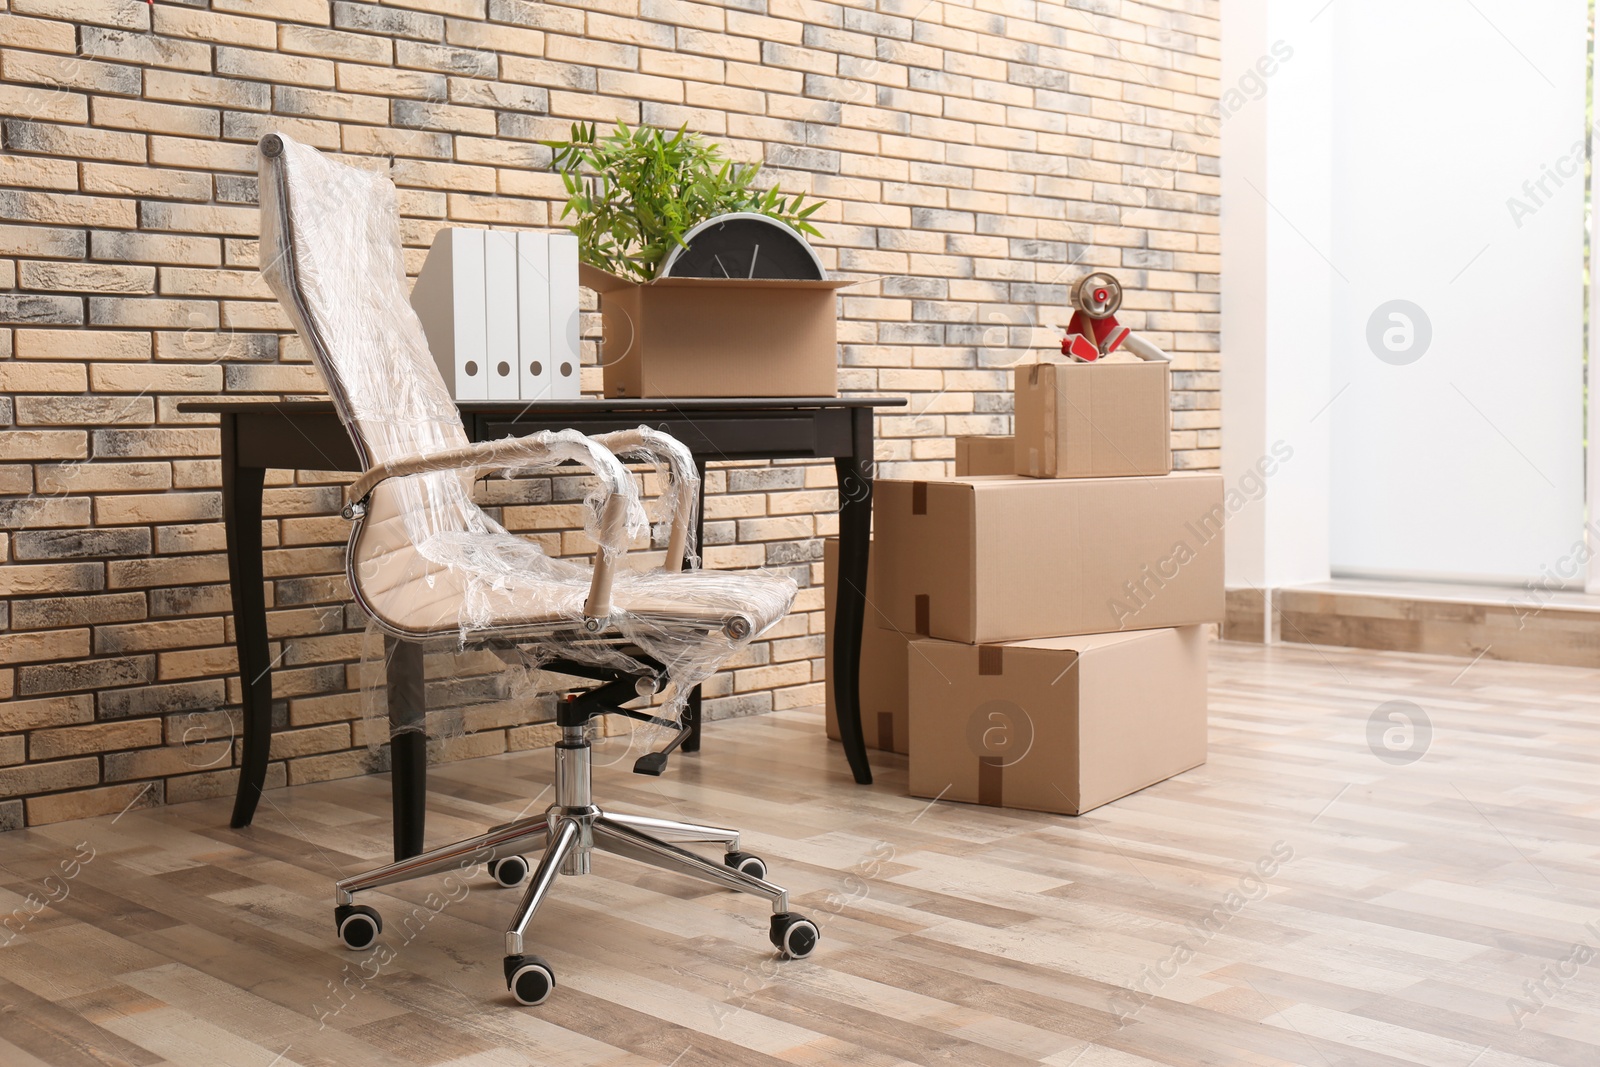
[542,122,825,283]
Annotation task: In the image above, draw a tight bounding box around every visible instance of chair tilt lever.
[554,675,693,776]
[632,721,692,777]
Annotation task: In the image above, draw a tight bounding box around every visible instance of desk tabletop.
[179,396,908,415]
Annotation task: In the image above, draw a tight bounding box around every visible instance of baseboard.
[1226,579,1600,668]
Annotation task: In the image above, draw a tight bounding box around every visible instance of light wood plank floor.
[3,639,1600,1066]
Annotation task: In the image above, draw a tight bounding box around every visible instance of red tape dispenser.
[1061,272,1130,362]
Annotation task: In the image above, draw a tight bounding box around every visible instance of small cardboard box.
[908,626,1208,815]
[822,538,910,754]
[955,436,1015,476]
[1014,360,1172,478]
[579,263,858,398]
[873,473,1225,643]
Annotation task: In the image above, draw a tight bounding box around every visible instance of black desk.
[181,396,902,860]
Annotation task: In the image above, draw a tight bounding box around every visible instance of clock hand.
[748,244,760,279]
[713,254,730,278]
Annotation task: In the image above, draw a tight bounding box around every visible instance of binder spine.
[516,231,552,401]
[484,230,520,400]
[548,233,581,399]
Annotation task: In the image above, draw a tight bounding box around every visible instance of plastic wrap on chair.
[592,426,700,569]
[357,621,560,748]
[257,133,796,742]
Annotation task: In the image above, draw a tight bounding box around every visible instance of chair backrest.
[257,133,468,469]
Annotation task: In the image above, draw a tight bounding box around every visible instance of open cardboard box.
[580,263,860,398]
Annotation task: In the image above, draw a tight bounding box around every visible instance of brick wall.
[0,0,1221,828]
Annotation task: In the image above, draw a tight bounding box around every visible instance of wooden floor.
[3,639,1600,1066]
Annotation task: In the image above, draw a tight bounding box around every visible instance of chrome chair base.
[330,721,819,1005]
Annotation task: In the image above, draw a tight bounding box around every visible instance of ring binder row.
[411,228,582,401]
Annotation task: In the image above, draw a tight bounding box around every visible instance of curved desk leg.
[683,458,708,755]
[833,407,875,785]
[386,638,427,861]
[224,416,274,829]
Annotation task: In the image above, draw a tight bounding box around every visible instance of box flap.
[578,262,633,294]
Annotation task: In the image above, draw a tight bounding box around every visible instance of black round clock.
[657,212,825,281]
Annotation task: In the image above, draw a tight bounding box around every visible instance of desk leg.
[224,418,275,829]
[683,458,709,754]
[833,408,875,785]
[386,638,427,861]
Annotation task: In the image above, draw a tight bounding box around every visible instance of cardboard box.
[579,263,857,398]
[908,626,1208,815]
[873,473,1225,643]
[955,436,1015,476]
[822,538,910,754]
[1014,360,1172,478]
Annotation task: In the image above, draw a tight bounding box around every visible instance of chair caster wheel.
[334,904,382,950]
[487,855,529,887]
[504,954,555,1006]
[724,851,766,880]
[769,913,819,959]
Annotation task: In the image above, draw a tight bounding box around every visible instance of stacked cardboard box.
[832,358,1221,815]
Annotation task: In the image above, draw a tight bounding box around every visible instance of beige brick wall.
[0,0,1221,828]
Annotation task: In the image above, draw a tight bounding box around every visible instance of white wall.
[1221,0,1335,597]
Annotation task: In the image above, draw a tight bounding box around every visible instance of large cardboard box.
[580,264,857,398]
[1014,360,1172,478]
[873,473,1225,643]
[822,539,909,753]
[954,436,1015,476]
[908,626,1208,815]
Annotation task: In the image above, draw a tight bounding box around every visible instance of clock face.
[658,212,824,281]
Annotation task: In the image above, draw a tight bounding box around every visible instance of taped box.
[822,538,909,754]
[872,473,1225,644]
[1014,360,1171,478]
[908,626,1208,815]
[954,436,1015,476]
[580,263,858,399]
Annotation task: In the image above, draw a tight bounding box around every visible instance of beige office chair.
[256,133,816,1006]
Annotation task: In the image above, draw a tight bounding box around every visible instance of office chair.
[255,133,818,1006]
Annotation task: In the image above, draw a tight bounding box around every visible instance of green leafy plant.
[543,122,824,283]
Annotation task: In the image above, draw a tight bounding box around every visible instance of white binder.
[547,233,580,399]
[410,228,488,401]
[483,230,521,400]
[413,227,582,402]
[516,231,552,400]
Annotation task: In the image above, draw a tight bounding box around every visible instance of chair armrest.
[347,429,647,622]
[590,427,699,573]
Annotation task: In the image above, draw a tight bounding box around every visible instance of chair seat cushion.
[352,490,795,640]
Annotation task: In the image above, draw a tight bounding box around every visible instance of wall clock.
[657,211,825,281]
